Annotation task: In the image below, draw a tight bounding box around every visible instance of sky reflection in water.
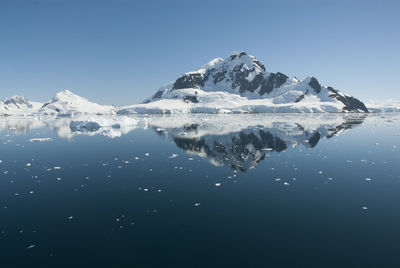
[0,114,399,267]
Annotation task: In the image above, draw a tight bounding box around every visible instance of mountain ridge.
[1,52,400,115]
[144,51,368,113]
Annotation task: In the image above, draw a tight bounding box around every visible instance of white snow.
[117,87,345,114]
[366,99,400,113]
[0,96,42,116]
[40,90,115,116]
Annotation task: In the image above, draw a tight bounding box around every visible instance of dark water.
[0,114,399,267]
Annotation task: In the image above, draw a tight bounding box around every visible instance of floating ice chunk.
[143,188,149,192]
[145,153,150,156]
[361,159,368,163]
[53,167,61,170]
[29,191,34,194]
[318,171,323,174]
[215,183,221,187]
[188,158,193,161]
[262,148,273,151]
[169,154,178,159]
[26,163,31,167]
[0,160,2,164]
[362,207,368,210]
[283,182,290,186]
[134,157,140,160]
[194,203,201,207]
[275,178,281,181]
[29,138,52,142]
[68,216,74,220]
[26,245,36,249]
[57,178,62,181]
[365,178,372,181]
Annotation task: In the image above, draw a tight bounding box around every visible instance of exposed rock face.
[308,77,321,94]
[327,87,368,112]
[148,51,369,113]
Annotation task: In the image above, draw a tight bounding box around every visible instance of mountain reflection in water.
[0,114,366,171]
[151,114,366,171]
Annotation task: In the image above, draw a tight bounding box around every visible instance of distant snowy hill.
[1,91,114,116]
[118,51,368,114]
[40,90,114,116]
[366,100,400,112]
[0,96,42,116]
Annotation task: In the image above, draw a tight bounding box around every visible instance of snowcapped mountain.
[0,96,43,115]
[118,51,368,114]
[40,90,115,116]
[1,52,398,116]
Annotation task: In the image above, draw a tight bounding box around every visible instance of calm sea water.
[0,114,399,267]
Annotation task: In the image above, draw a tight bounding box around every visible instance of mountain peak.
[144,51,368,113]
[53,90,88,103]
[41,90,114,116]
[4,95,31,107]
[227,51,266,71]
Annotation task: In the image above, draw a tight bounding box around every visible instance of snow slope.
[366,100,400,113]
[40,90,115,116]
[0,96,43,116]
[118,51,368,114]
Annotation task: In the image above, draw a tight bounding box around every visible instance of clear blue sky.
[1,0,399,105]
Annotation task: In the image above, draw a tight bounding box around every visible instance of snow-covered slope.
[118,51,368,114]
[40,90,115,116]
[0,96,43,116]
[366,100,400,113]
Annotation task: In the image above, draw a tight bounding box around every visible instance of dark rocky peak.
[171,51,290,96]
[173,73,204,90]
[308,77,322,94]
[227,51,266,72]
